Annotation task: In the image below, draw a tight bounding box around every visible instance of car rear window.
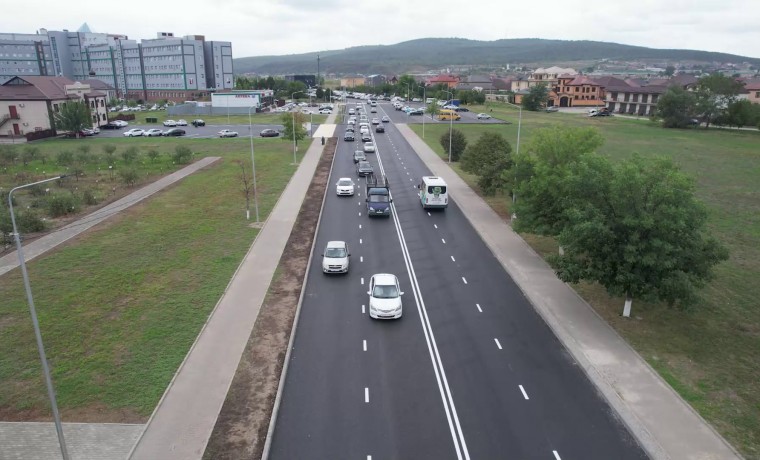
[427,186,447,194]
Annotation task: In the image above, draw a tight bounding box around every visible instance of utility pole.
[317,54,320,86]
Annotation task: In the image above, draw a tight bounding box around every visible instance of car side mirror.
[367,291,371,295]
[365,198,369,202]
[400,292,405,295]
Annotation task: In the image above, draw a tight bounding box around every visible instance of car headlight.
[369,207,375,211]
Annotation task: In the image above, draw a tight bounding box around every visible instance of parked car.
[476,113,492,120]
[123,128,145,137]
[176,119,188,126]
[319,108,332,114]
[218,129,239,138]
[545,106,559,113]
[356,160,374,177]
[143,128,163,137]
[191,119,205,127]
[367,273,403,319]
[260,129,280,137]
[454,106,470,112]
[101,122,121,129]
[335,178,356,196]
[353,150,366,163]
[112,120,129,127]
[375,125,385,133]
[162,128,186,137]
[163,119,178,127]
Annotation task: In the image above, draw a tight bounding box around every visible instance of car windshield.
[325,247,347,258]
[372,284,398,298]
[369,195,389,203]
[338,179,353,186]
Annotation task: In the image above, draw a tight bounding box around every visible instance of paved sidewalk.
[0,156,221,277]
[128,116,337,459]
[0,422,143,460]
[396,124,741,460]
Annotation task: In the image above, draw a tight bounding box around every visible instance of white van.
[416,176,448,209]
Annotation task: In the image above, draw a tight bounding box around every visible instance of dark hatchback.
[375,125,385,133]
[163,128,186,136]
[356,160,374,177]
[101,122,121,129]
[260,129,280,137]
[344,132,355,141]
[191,119,205,127]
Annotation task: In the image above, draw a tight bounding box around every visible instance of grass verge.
[409,110,760,458]
[0,137,303,421]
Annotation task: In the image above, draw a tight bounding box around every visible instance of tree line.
[440,126,728,316]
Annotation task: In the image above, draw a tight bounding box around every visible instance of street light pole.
[500,100,523,203]
[308,86,313,137]
[443,90,454,163]
[248,105,260,222]
[9,175,70,460]
[422,85,426,138]
[291,91,301,165]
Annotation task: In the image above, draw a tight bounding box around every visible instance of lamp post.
[308,87,313,137]
[8,175,70,460]
[500,100,523,203]
[442,90,455,163]
[291,91,301,165]
[422,85,426,138]
[248,105,260,222]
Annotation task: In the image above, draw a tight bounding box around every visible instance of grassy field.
[410,107,760,458]
[126,111,328,126]
[0,136,303,421]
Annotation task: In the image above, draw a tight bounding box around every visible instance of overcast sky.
[3,0,758,59]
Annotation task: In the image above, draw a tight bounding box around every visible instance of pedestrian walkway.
[127,113,338,460]
[395,123,741,460]
[0,422,143,460]
[0,156,221,277]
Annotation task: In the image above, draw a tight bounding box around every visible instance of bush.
[27,184,47,197]
[147,149,160,162]
[439,129,467,162]
[56,150,74,166]
[119,168,139,187]
[16,211,46,233]
[172,145,193,164]
[82,189,98,205]
[102,144,117,165]
[48,194,80,217]
[122,146,139,164]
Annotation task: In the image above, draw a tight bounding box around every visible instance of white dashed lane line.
[427,212,431,216]
[365,387,369,403]
[451,256,456,262]
[494,338,503,350]
[519,385,529,400]
[476,303,482,313]
[363,340,367,351]
[360,256,363,262]
[442,238,446,244]
[362,304,366,314]
[553,451,562,460]
[360,238,363,245]
[434,224,438,229]
[462,277,467,284]
[361,277,364,285]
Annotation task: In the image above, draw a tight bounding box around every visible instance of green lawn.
[129,112,328,125]
[410,107,760,458]
[0,137,303,421]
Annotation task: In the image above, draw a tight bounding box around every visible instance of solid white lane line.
[361,277,364,285]
[434,224,438,229]
[442,238,446,244]
[365,387,369,403]
[519,385,529,400]
[451,256,456,262]
[494,338,502,349]
[553,451,561,460]
[362,304,365,314]
[462,277,467,284]
[360,256,364,262]
[363,340,367,351]
[367,456,372,460]
[359,212,361,216]
[476,303,482,312]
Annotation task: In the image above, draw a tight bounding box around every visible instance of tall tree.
[460,132,513,195]
[521,83,549,111]
[54,101,91,138]
[694,73,743,128]
[513,126,604,236]
[654,86,696,128]
[281,112,307,145]
[551,154,729,316]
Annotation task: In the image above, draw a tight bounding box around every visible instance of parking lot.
[96,122,294,139]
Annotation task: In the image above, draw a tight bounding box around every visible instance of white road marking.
[362,304,365,314]
[363,340,367,351]
[359,212,361,216]
[519,385,529,400]
[553,451,561,460]
[365,387,369,403]
[406,172,410,175]
[360,256,364,262]
[451,256,456,262]
[427,212,431,217]
[368,457,372,460]
[442,238,446,244]
[358,201,361,205]
[476,303,482,313]
[359,224,362,229]
[360,238,363,244]
[434,224,438,229]
[494,338,502,350]
[462,277,467,284]
[361,277,364,285]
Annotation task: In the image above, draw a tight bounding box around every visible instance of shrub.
[82,189,98,205]
[147,149,160,162]
[439,129,467,162]
[48,194,80,217]
[56,150,74,166]
[16,211,46,233]
[122,146,139,164]
[172,145,193,164]
[119,168,139,187]
[103,144,117,165]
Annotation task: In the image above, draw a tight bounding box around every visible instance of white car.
[322,241,350,274]
[112,120,128,127]
[371,118,380,125]
[143,128,163,137]
[319,108,332,114]
[476,113,492,120]
[218,129,239,138]
[336,177,356,196]
[368,273,403,319]
[360,126,370,135]
[363,142,376,153]
[348,119,356,126]
[163,120,177,127]
[412,98,421,102]
[123,128,145,137]
[176,119,188,126]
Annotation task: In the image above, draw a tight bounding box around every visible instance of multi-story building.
[0,28,233,102]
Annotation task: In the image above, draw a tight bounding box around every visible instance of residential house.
[601,74,698,116]
[425,74,459,88]
[365,74,387,87]
[551,75,605,107]
[740,80,760,104]
[511,66,577,93]
[456,75,494,91]
[0,76,106,139]
[80,79,118,102]
[340,76,366,88]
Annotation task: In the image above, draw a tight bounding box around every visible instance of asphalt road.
[268,102,648,459]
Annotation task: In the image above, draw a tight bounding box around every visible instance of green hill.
[233,38,760,75]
